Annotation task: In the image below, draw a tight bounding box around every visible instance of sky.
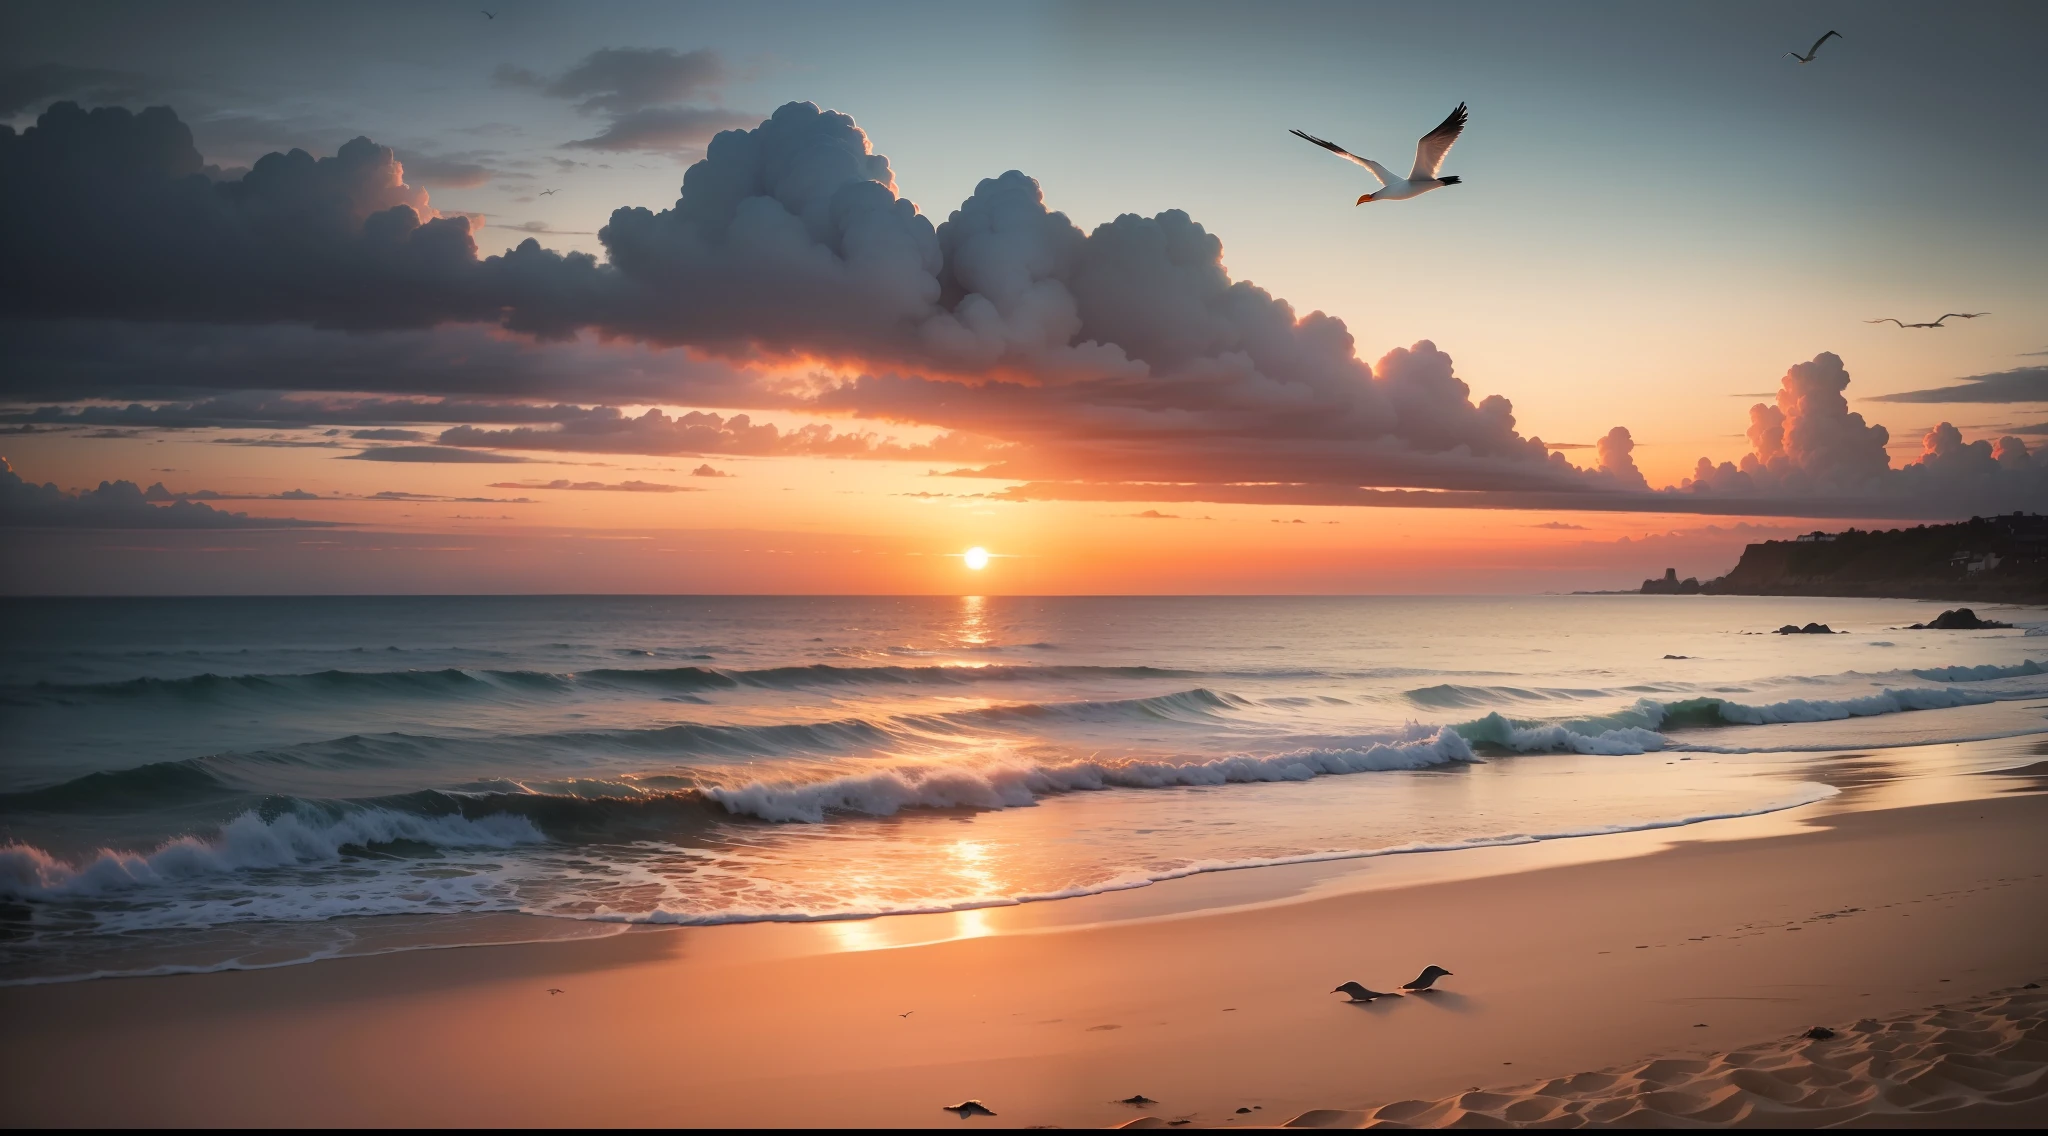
[1,0,2043,594]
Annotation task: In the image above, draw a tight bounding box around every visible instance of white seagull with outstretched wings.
[1291,103,1468,205]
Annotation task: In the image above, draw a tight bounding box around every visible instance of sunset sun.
[963,546,990,570]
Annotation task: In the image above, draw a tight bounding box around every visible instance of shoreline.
[4,745,2045,1127]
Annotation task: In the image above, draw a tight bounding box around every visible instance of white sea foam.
[704,725,1476,822]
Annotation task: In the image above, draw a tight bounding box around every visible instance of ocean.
[3,594,2044,984]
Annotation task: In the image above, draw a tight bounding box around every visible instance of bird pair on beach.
[1334,965,1452,1002]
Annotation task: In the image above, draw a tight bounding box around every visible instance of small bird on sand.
[1333,981,1400,1002]
[1403,965,1454,992]
[1291,103,1468,205]
[1865,313,1988,329]
[943,1100,997,1118]
[1784,30,1841,63]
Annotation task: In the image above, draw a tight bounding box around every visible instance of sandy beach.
[4,744,2044,1128]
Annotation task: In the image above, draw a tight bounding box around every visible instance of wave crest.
[706,725,1474,823]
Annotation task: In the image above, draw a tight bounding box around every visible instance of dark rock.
[1775,623,1837,635]
[1802,1026,1836,1040]
[1663,654,1692,659]
[1908,608,2013,630]
[1237,1107,1253,1114]
[1118,1096,1157,1106]
[943,1100,997,1118]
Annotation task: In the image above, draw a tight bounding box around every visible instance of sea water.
[3,594,2044,983]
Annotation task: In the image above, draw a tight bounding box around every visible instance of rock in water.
[1909,608,2013,630]
[1803,1026,1837,1039]
[1775,623,1836,635]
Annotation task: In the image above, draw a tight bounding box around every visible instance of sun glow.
[963,546,990,570]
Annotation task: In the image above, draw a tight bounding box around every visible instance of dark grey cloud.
[0,103,492,329]
[495,49,727,115]
[0,63,152,117]
[1867,367,2048,404]
[436,408,1002,461]
[0,321,752,402]
[494,47,750,155]
[1,457,329,528]
[343,446,528,463]
[349,427,427,441]
[562,105,758,152]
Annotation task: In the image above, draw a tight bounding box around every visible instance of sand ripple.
[1275,986,2048,1128]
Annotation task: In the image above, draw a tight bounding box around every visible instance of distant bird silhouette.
[546,987,563,995]
[1784,30,1841,63]
[481,9,496,18]
[1865,313,1989,329]
[943,1100,997,1118]
[1291,103,1468,205]
[540,188,558,196]
[1402,965,1454,992]
[1333,981,1400,1002]
[898,1011,914,1018]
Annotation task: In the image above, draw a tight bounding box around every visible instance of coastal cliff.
[1682,514,2046,603]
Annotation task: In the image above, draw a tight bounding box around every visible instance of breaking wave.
[1456,684,2022,755]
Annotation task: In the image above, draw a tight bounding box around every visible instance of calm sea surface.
[3,595,2044,983]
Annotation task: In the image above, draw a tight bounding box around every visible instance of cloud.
[0,63,151,117]
[690,463,730,477]
[0,323,755,402]
[496,48,752,155]
[1867,367,2048,404]
[495,49,728,115]
[1674,352,2044,513]
[435,407,1004,461]
[349,428,427,441]
[4,100,2041,518]
[0,103,489,329]
[563,106,759,152]
[344,446,529,463]
[0,457,328,528]
[1531,521,1588,530]
[486,478,697,493]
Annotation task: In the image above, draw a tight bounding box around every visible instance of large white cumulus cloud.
[1679,352,2043,513]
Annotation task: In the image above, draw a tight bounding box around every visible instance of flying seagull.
[1290,103,1468,205]
[1784,30,1841,63]
[539,188,558,196]
[481,9,496,18]
[1402,965,1453,992]
[1864,313,1989,329]
[1333,981,1400,1002]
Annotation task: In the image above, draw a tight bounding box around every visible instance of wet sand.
[2,762,2045,1127]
